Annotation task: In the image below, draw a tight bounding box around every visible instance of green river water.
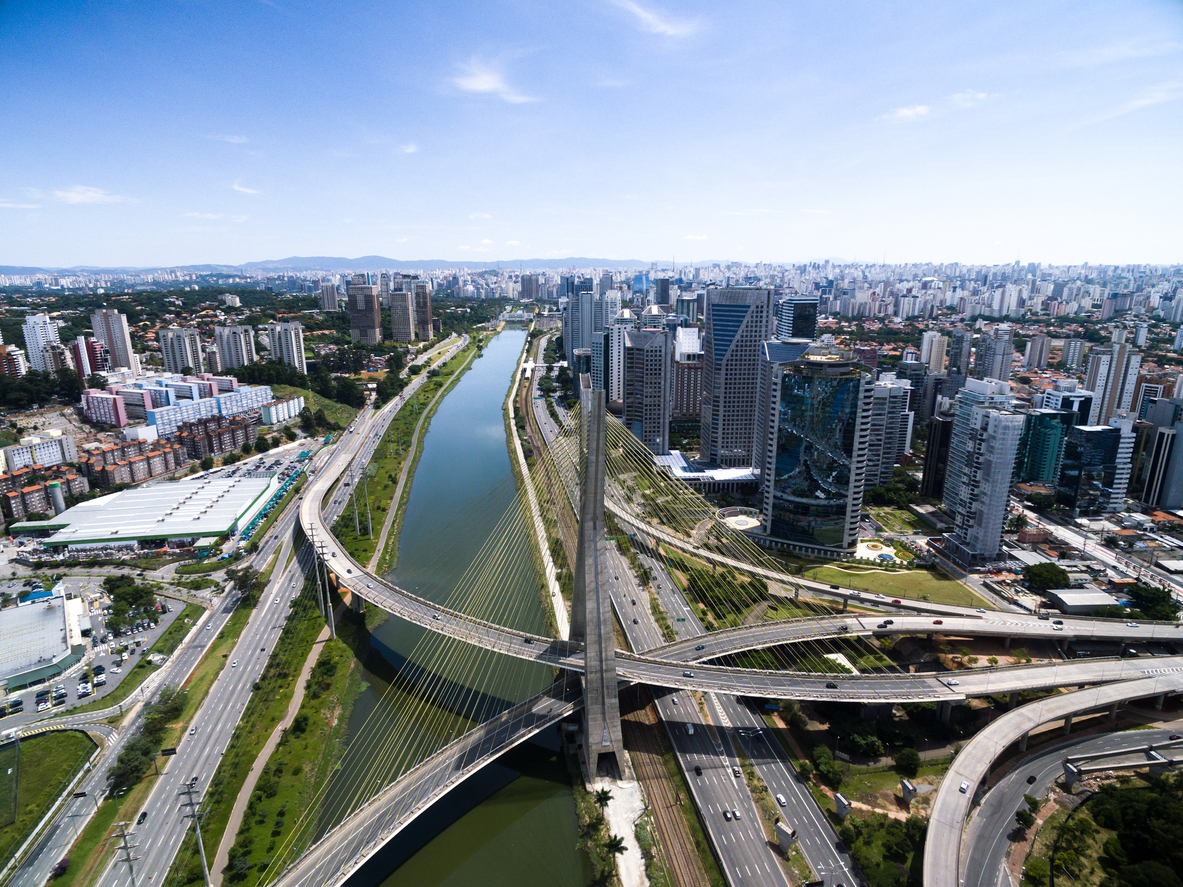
[324,329,591,887]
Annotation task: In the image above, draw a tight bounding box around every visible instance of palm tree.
[605,835,626,856]
[593,788,613,811]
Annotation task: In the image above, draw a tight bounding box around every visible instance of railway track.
[621,687,711,887]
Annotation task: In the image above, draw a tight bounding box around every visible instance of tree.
[226,566,264,607]
[282,426,297,441]
[180,365,195,375]
[254,436,271,453]
[593,788,612,812]
[1015,808,1036,830]
[1023,562,1069,591]
[200,456,215,472]
[796,760,814,781]
[1023,793,1041,813]
[241,440,253,455]
[893,747,921,778]
[604,835,626,857]
[84,372,108,390]
[54,367,82,403]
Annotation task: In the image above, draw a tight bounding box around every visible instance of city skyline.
[1,0,1181,268]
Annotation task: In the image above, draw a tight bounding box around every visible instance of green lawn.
[839,760,951,810]
[0,731,95,865]
[866,508,942,536]
[271,385,359,430]
[804,565,990,608]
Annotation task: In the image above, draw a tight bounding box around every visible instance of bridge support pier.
[571,377,625,781]
[1004,636,1011,649]
[1008,692,1018,709]
[1062,714,1074,735]
[1019,731,1029,751]
[1108,702,1118,721]
[1154,693,1166,711]
[938,701,952,724]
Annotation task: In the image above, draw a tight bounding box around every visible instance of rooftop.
[0,589,69,682]
[12,472,277,547]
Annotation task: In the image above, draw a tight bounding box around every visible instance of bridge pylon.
[571,375,625,779]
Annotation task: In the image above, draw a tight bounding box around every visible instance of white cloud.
[208,134,249,144]
[55,185,130,204]
[506,240,520,245]
[469,212,492,220]
[683,234,708,240]
[232,181,260,194]
[0,201,40,209]
[231,215,249,223]
[607,0,699,37]
[480,238,494,244]
[185,212,223,219]
[949,89,989,109]
[878,105,930,123]
[401,143,419,154]
[452,58,536,103]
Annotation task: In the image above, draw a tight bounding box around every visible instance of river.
[328,329,591,887]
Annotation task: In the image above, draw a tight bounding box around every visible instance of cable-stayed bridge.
[264,372,1182,887]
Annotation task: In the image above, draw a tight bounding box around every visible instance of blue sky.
[1,0,1180,267]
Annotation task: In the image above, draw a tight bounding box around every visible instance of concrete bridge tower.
[571,374,625,777]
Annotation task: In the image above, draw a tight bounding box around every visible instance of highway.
[923,672,1183,887]
[961,727,1182,887]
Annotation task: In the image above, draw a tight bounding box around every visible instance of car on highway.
[959,781,969,793]
[877,622,888,629]
[825,681,838,689]
[1026,774,1037,784]
[945,678,959,686]
[1052,625,1063,631]
[189,726,197,735]
[274,597,279,604]
[231,660,238,667]
[632,618,638,624]
[1170,734,1181,740]
[976,607,986,613]
[682,670,694,677]
[137,811,148,824]
[883,619,894,625]
[732,808,741,820]
[694,765,702,776]
[1127,621,1140,627]
[722,809,732,821]
[933,619,944,625]
[892,598,901,604]
[1053,619,1063,625]
[671,696,679,705]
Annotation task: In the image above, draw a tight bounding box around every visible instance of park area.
[804,564,989,608]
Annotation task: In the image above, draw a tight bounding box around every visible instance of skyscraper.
[413,283,433,341]
[754,343,872,553]
[1061,338,1086,369]
[653,278,671,306]
[1055,419,1134,515]
[942,378,1024,564]
[775,291,819,341]
[864,373,914,489]
[158,327,205,375]
[604,308,637,403]
[390,288,415,342]
[91,308,136,372]
[70,335,111,381]
[262,322,306,374]
[699,286,776,467]
[22,314,61,373]
[214,325,257,370]
[1038,379,1094,426]
[923,333,948,374]
[622,329,672,455]
[671,327,703,421]
[972,324,1014,381]
[347,275,382,345]
[1017,409,1074,484]
[920,413,954,500]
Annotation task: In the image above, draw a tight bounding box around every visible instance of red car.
[892,599,901,604]
[933,619,944,625]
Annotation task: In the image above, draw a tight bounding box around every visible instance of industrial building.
[10,472,278,551]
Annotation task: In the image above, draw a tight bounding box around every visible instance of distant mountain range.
[0,255,665,275]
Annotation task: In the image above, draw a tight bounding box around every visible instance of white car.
[231,660,238,668]
[959,781,970,793]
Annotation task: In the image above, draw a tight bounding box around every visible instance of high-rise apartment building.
[754,343,872,553]
[947,329,973,376]
[214,325,257,370]
[319,282,340,312]
[1037,379,1094,426]
[347,275,382,345]
[621,329,671,455]
[1139,397,1183,510]
[390,288,415,342]
[603,309,637,403]
[91,308,136,371]
[700,287,776,467]
[923,333,948,374]
[521,274,540,302]
[1084,343,1141,424]
[973,324,1014,381]
[70,336,111,381]
[1017,409,1074,484]
[942,378,1024,564]
[775,291,819,341]
[653,278,671,306]
[262,322,306,374]
[864,373,913,489]
[1061,338,1086,369]
[920,413,954,500]
[0,344,29,379]
[22,314,61,373]
[158,327,205,375]
[1023,334,1051,369]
